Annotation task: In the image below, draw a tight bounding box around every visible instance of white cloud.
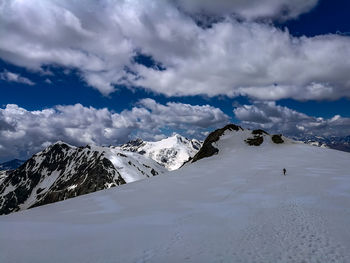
[1,0,350,101]
[135,21,350,100]
[175,0,319,20]
[0,70,35,86]
[234,101,350,137]
[0,100,229,160]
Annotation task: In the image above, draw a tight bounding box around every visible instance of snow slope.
[119,134,202,170]
[0,142,166,214]
[0,128,350,262]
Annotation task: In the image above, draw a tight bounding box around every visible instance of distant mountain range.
[0,159,25,171]
[296,135,350,153]
[0,134,201,215]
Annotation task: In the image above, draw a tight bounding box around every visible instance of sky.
[0,0,350,161]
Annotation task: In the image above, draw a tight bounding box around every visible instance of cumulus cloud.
[135,21,350,101]
[0,100,229,160]
[1,0,349,101]
[0,70,35,86]
[234,101,350,137]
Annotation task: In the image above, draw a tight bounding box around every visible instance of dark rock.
[0,145,127,215]
[245,136,264,146]
[272,134,284,144]
[192,124,243,163]
[36,188,45,194]
[191,142,200,150]
[119,139,145,152]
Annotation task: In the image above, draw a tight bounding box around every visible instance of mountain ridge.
[1,124,349,262]
[296,135,350,153]
[0,141,166,215]
[119,134,202,170]
[1,127,348,216]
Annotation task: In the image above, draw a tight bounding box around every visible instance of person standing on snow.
[283,168,286,176]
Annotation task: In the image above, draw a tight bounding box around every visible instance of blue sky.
[0,0,350,161]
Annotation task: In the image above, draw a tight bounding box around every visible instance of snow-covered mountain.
[119,134,202,170]
[0,134,201,215]
[0,141,166,215]
[297,135,350,153]
[190,124,287,163]
[0,159,25,171]
[2,124,349,262]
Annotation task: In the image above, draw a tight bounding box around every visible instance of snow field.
[0,130,349,262]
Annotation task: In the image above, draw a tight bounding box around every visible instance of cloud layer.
[0,70,35,86]
[1,0,350,101]
[0,99,229,160]
[175,0,318,20]
[234,101,350,137]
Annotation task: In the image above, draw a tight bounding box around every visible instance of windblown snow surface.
[1,130,350,263]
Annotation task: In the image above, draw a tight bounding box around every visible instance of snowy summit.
[119,134,202,171]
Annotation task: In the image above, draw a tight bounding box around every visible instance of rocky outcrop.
[190,125,288,164]
[245,136,264,146]
[191,124,243,163]
[272,134,284,144]
[0,142,164,215]
[252,129,269,135]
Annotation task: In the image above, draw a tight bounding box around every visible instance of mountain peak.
[118,138,145,152]
[191,124,287,163]
[0,140,165,215]
[172,133,185,140]
[39,141,75,156]
[191,124,244,163]
[120,134,203,170]
[51,141,74,147]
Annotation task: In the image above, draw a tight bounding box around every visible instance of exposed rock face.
[191,124,243,163]
[246,131,285,146]
[0,170,10,185]
[272,134,284,144]
[190,124,288,164]
[119,139,145,152]
[245,136,264,146]
[0,142,165,215]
